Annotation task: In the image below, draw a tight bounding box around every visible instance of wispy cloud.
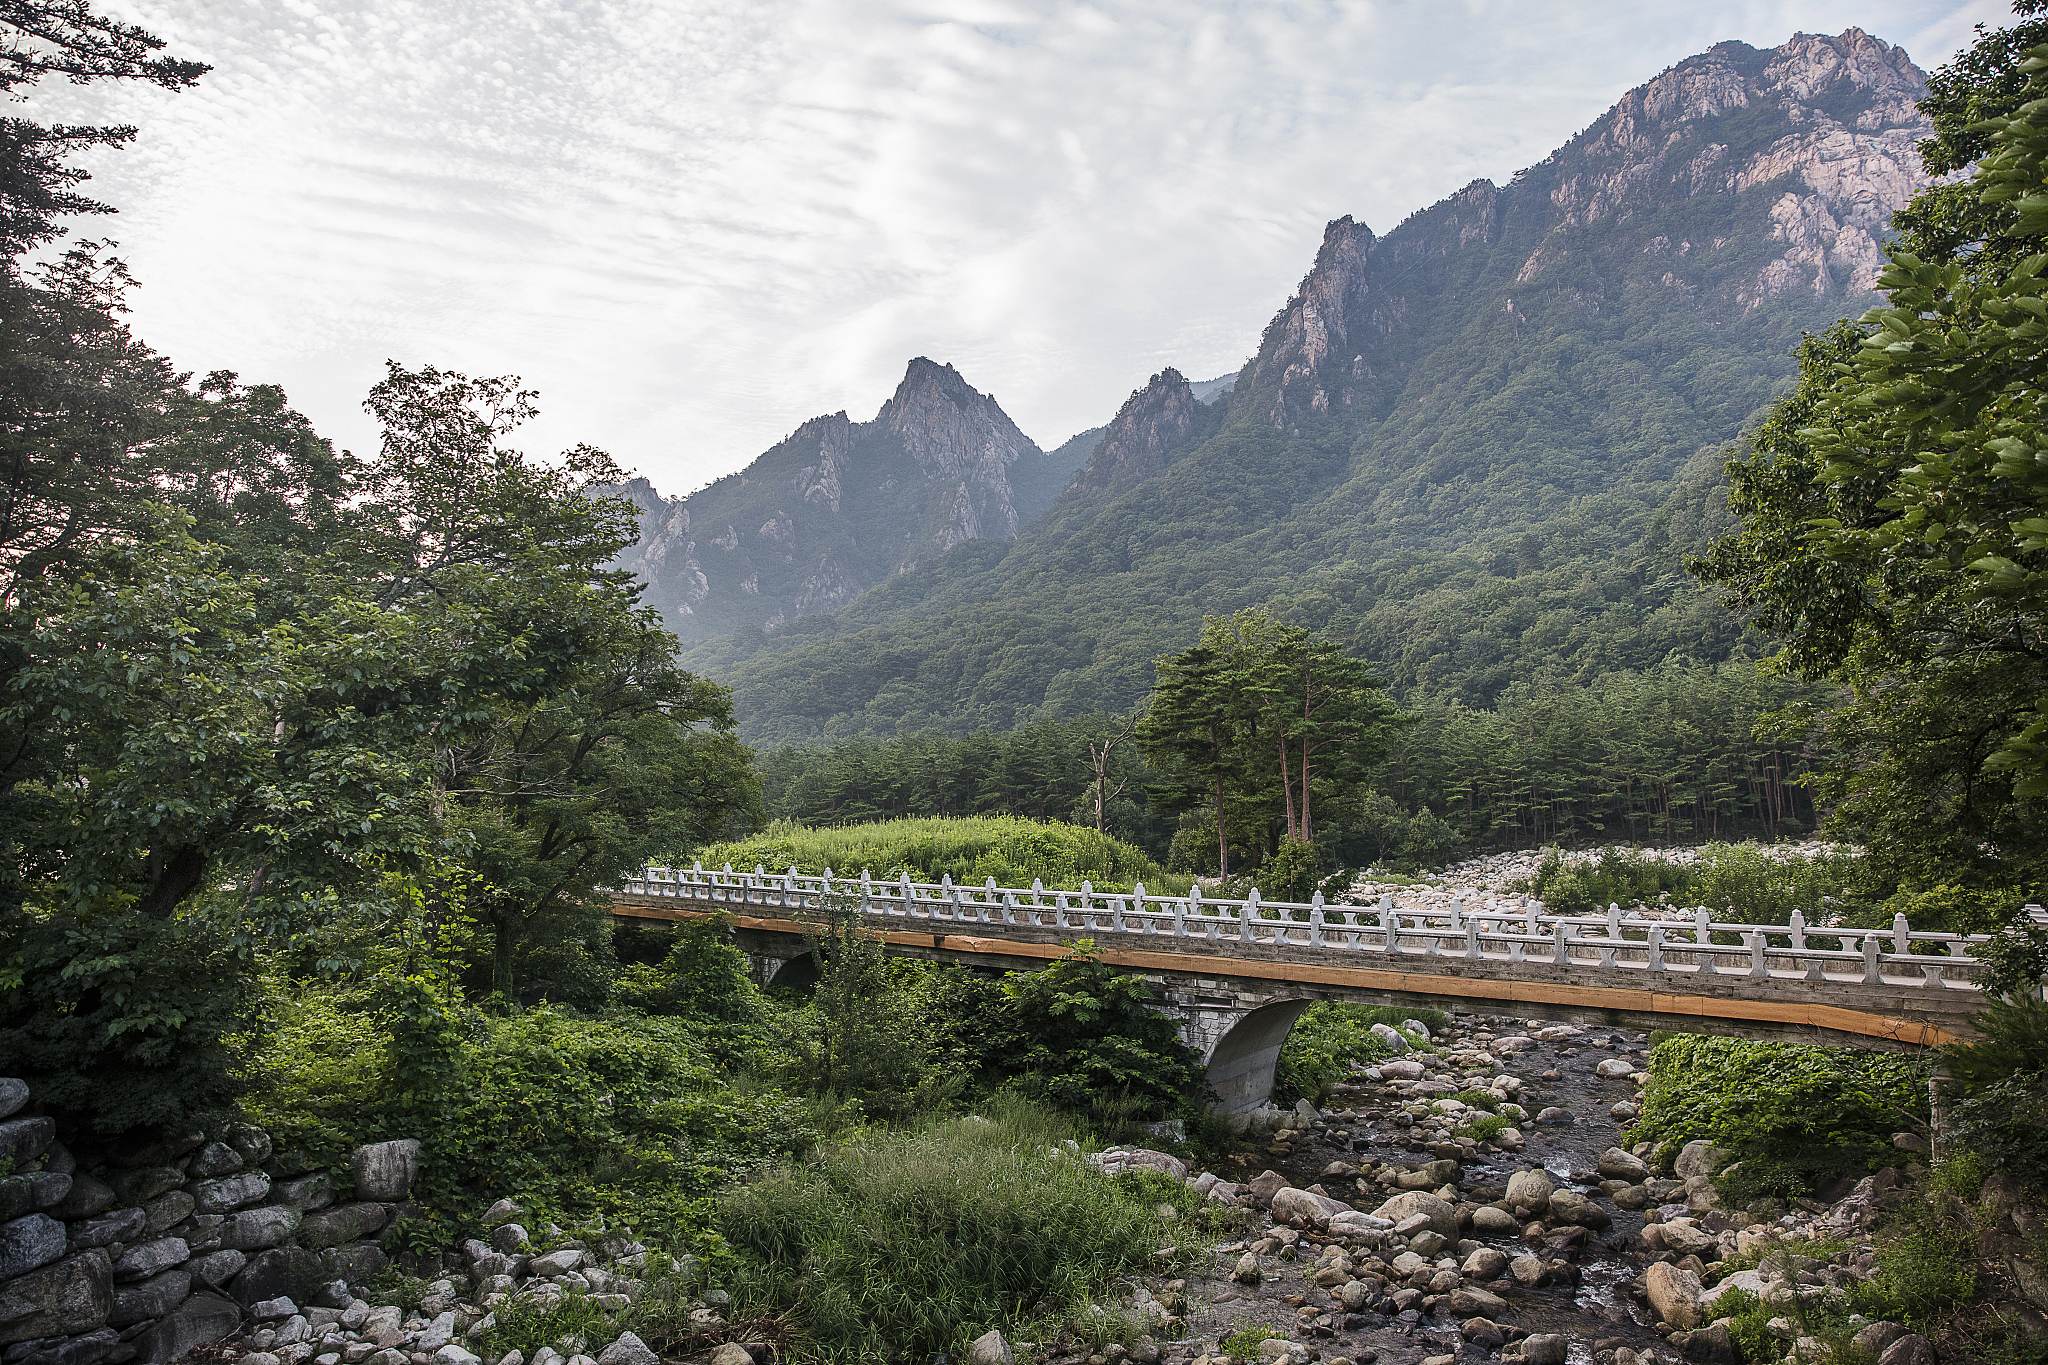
[30,0,2007,492]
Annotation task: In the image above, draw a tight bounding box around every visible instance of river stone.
[135,1291,239,1365]
[223,1207,300,1252]
[1597,1148,1650,1182]
[1595,1057,1636,1078]
[192,1172,270,1214]
[1446,1286,1508,1317]
[1509,1254,1544,1287]
[1471,1205,1519,1234]
[348,1141,420,1202]
[298,1203,387,1249]
[1370,1023,1410,1054]
[1339,1280,1377,1311]
[1613,1185,1650,1211]
[490,1224,528,1254]
[112,1238,188,1283]
[1461,1318,1504,1349]
[1522,1335,1567,1365]
[110,1168,183,1207]
[1461,1247,1508,1279]
[1646,1261,1704,1329]
[1271,1187,1348,1226]
[1247,1170,1289,1207]
[481,1199,524,1225]
[0,1079,26,1119]
[1379,1058,1424,1081]
[70,1208,148,1249]
[530,1248,585,1277]
[1505,1168,1553,1216]
[594,1333,657,1365]
[1660,1220,1720,1259]
[1370,1191,1458,1241]
[110,1269,193,1326]
[0,1249,114,1345]
[52,1176,117,1221]
[0,1214,66,1279]
[1671,1323,1739,1365]
[0,1117,55,1165]
[1546,1189,1611,1229]
[1674,1141,1727,1179]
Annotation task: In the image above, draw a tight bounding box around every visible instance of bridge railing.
[617,864,2043,993]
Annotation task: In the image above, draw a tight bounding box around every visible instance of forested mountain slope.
[661,29,1940,743]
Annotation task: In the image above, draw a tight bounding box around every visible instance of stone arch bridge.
[611,864,2008,1114]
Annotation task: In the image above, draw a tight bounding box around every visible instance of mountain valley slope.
[637,29,1941,743]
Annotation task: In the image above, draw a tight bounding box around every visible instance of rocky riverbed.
[1074,1011,1940,1365]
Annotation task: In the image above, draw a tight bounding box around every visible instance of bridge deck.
[611,863,2013,1048]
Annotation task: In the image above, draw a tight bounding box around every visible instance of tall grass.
[691,816,1190,895]
[718,1097,1199,1362]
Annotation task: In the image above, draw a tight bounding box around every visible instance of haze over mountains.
[617,29,1941,744]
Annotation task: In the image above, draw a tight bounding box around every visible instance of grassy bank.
[691,815,1189,894]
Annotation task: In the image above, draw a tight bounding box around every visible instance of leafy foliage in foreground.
[1272,1004,1444,1104]
[719,1101,1201,1363]
[1633,1034,1930,1198]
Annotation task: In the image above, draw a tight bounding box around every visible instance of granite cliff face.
[614,359,1087,641]
[1247,28,1940,435]
[1067,368,1224,495]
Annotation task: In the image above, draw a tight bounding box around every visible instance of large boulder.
[1446,1286,1509,1317]
[0,1117,54,1165]
[0,1214,67,1278]
[1369,1191,1458,1241]
[223,1206,300,1252]
[111,1238,188,1283]
[963,1331,1014,1365]
[1546,1189,1611,1230]
[51,1175,116,1221]
[0,1249,113,1344]
[1270,1187,1349,1227]
[1674,1141,1727,1179]
[70,1208,147,1249]
[0,1080,26,1119]
[1646,1262,1704,1329]
[1505,1168,1554,1216]
[228,1247,322,1306]
[110,1168,182,1207]
[110,1269,193,1326]
[143,1191,195,1235]
[1597,1147,1650,1182]
[134,1291,239,1365]
[350,1140,420,1202]
[1247,1170,1289,1208]
[1370,1023,1410,1054]
[191,1172,270,1214]
[186,1143,244,1179]
[299,1203,389,1249]
[0,1173,71,1222]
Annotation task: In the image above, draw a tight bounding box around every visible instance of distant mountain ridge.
[608,358,1090,641]
[629,29,1943,743]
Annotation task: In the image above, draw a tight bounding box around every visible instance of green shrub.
[0,909,262,1136]
[1272,1004,1399,1104]
[248,990,817,1242]
[1452,1089,1500,1111]
[694,816,1186,896]
[1634,1034,1929,1196]
[1261,838,1322,903]
[609,915,760,1025]
[719,1099,1196,1362]
[1525,847,1694,914]
[998,942,1209,1122]
[1692,843,1870,926]
[1221,1326,1283,1361]
[1460,1113,1511,1142]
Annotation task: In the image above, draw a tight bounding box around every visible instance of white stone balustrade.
[617,863,2032,993]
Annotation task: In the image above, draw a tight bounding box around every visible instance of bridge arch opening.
[764,952,822,993]
[1204,996,1316,1114]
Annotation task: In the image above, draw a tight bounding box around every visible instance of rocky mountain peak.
[1071,367,1219,495]
[875,356,1038,493]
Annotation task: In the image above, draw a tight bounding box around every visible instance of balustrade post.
[984,878,999,924]
[1522,894,1538,937]
[1746,931,1767,979]
[1789,909,1807,953]
[860,870,873,915]
[1111,896,1125,932]
[1310,891,1325,948]
[1174,895,1186,938]
[1893,913,1911,956]
[1134,882,1148,933]
[1694,908,1712,946]
[901,873,918,918]
[1030,879,1045,926]
[1003,890,1019,925]
[1607,903,1621,940]
[1648,925,1665,971]
[1241,891,1260,943]
[1379,898,1395,951]
[1862,933,1882,984]
[1465,918,1480,958]
[1080,881,1095,927]
[1055,892,1070,929]
[1552,922,1568,965]
[941,873,956,922]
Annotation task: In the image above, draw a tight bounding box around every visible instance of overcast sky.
[28,0,2005,495]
